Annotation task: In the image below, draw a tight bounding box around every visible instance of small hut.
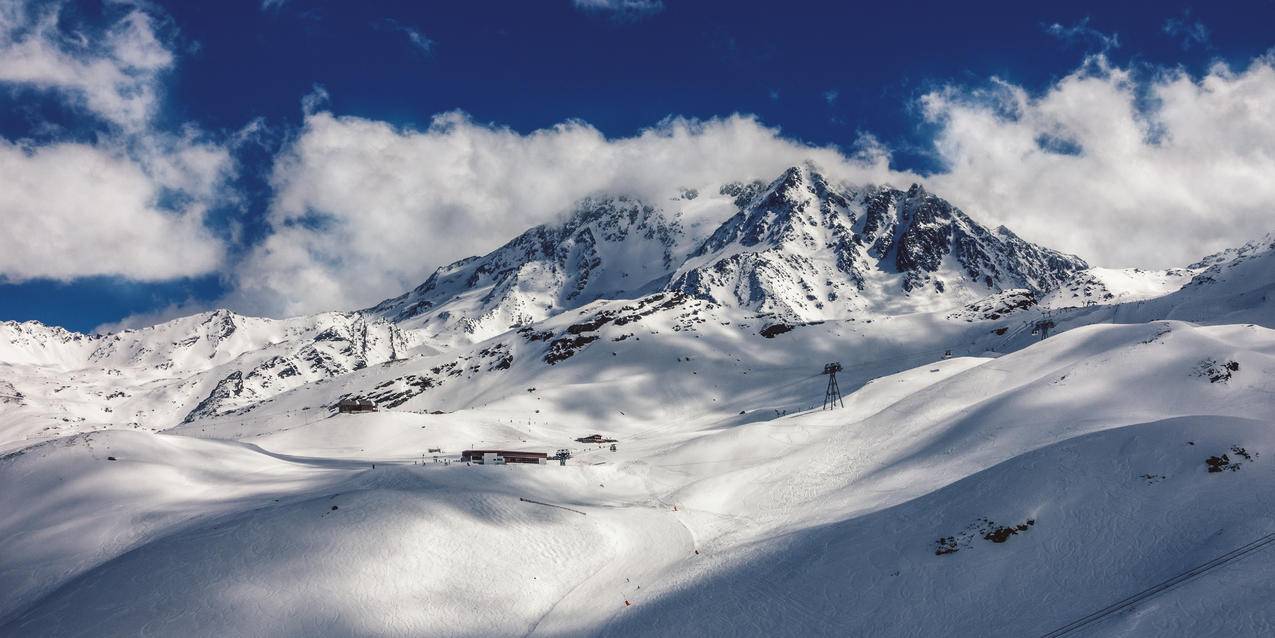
[337,398,377,414]
[574,434,617,444]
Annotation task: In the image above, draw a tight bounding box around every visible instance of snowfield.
[3,319,1273,636]
[2,171,1273,636]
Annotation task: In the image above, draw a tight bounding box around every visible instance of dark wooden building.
[337,398,377,414]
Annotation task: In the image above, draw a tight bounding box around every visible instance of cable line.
[1041,531,1275,637]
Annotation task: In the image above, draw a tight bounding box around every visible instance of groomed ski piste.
[2,314,1274,636]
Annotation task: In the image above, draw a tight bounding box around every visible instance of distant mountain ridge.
[370,165,1090,338]
[0,310,420,444]
[369,196,688,342]
[669,166,1088,320]
[4,167,1272,446]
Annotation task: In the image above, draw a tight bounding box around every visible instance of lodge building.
[460,450,549,465]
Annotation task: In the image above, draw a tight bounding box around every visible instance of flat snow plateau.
[3,318,1274,636]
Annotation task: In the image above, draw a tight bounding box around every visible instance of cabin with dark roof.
[460,450,548,465]
[337,398,377,414]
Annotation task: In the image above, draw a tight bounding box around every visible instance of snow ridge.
[669,166,1087,321]
[369,196,686,342]
[372,165,1089,334]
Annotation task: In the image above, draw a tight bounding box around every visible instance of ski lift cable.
[1040,531,1275,637]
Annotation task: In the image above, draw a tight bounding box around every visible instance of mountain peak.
[368,195,687,342]
[368,167,1088,339]
[669,170,1087,320]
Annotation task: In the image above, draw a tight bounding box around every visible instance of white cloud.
[0,0,172,131]
[234,51,1275,317]
[228,111,901,316]
[0,140,223,281]
[1044,18,1120,53]
[376,19,434,56]
[1163,14,1211,50]
[93,297,214,334]
[300,83,329,116]
[922,54,1275,267]
[572,0,664,20]
[403,28,433,54]
[0,0,233,283]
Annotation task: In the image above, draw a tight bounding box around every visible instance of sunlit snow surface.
[1,216,1273,635]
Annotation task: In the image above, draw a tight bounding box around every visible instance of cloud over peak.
[226,48,1275,317]
[227,110,898,317]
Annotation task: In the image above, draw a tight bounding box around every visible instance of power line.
[1041,531,1275,637]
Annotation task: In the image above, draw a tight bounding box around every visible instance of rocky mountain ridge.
[370,165,1090,337]
[669,167,1088,320]
[0,310,422,447]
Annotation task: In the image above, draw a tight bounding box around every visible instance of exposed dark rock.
[545,335,599,365]
[759,323,794,338]
[1197,359,1240,383]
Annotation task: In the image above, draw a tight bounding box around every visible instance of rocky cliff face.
[370,165,1088,336]
[668,166,1088,320]
[368,196,687,342]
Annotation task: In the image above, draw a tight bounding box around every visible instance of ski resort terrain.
[2,168,1273,636]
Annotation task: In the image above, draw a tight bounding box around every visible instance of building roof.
[461,449,549,458]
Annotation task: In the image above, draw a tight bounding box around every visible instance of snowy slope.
[0,310,424,451]
[1042,266,1198,308]
[3,170,1275,636]
[1137,232,1275,325]
[171,290,1055,444]
[2,320,1273,636]
[1042,232,1275,333]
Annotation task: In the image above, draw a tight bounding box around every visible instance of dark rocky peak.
[670,166,1087,320]
[696,165,855,256]
[203,309,240,344]
[850,183,1087,294]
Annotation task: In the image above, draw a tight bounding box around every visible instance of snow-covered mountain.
[0,310,423,449]
[370,166,1088,340]
[1041,266,1199,308]
[1043,233,1275,319]
[1155,232,1275,324]
[1041,232,1275,330]
[3,166,1275,636]
[671,167,1087,320]
[369,196,691,343]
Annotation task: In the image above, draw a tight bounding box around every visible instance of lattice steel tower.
[822,362,844,410]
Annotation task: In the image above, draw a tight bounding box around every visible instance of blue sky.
[2,0,1275,332]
